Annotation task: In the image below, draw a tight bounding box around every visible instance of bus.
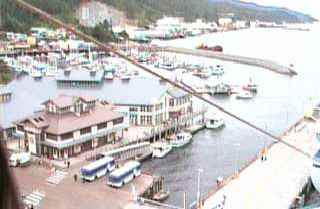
[107,161,141,188]
[80,156,115,182]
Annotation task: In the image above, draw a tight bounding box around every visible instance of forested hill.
[0,0,317,33]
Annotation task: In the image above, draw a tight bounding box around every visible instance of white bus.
[107,161,141,188]
[9,152,31,167]
[80,156,115,182]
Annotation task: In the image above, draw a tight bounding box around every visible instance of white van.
[9,152,31,167]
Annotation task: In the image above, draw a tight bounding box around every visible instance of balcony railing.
[41,124,128,149]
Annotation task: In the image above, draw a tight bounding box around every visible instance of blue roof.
[167,88,188,98]
[0,76,168,128]
[56,68,104,82]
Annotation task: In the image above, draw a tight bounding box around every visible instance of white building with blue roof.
[1,76,193,138]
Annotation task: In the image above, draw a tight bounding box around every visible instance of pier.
[161,46,297,76]
[200,118,317,209]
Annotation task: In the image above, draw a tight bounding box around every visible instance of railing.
[42,124,128,149]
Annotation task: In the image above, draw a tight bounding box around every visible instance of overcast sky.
[242,0,320,20]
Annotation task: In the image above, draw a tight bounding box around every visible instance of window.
[169,99,174,107]
[46,133,58,140]
[147,105,152,112]
[147,116,152,125]
[17,125,24,132]
[61,132,73,140]
[80,127,91,135]
[113,117,124,125]
[129,107,138,112]
[97,121,108,130]
[141,116,146,125]
[141,106,146,112]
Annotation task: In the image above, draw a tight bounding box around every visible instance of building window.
[97,121,108,130]
[147,105,152,112]
[129,107,138,112]
[147,116,152,125]
[141,116,146,125]
[169,99,174,107]
[46,133,58,141]
[141,106,146,112]
[80,127,91,135]
[17,125,24,132]
[113,117,123,125]
[61,132,73,140]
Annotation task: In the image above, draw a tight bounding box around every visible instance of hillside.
[0,0,317,33]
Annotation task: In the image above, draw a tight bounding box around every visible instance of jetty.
[161,46,297,76]
[200,118,317,209]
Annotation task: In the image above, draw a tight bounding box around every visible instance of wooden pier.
[161,47,297,76]
[199,118,317,209]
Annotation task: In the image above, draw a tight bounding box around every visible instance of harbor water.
[143,24,320,206]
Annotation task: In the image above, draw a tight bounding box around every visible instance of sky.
[242,0,320,20]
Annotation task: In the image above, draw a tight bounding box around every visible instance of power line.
[13,0,312,159]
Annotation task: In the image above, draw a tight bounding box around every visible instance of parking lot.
[13,163,154,209]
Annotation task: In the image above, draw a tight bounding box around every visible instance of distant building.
[218,18,233,27]
[234,20,248,29]
[56,67,104,88]
[15,95,127,159]
[0,86,12,103]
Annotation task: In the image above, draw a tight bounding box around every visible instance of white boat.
[31,70,42,79]
[209,65,224,76]
[206,114,225,129]
[311,150,320,192]
[236,90,253,99]
[104,72,114,80]
[152,142,172,158]
[170,132,192,148]
[243,78,258,93]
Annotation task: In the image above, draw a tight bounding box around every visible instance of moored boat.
[170,132,192,148]
[152,142,172,158]
[236,90,254,99]
[205,113,225,129]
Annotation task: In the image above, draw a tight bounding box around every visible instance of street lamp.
[197,168,204,208]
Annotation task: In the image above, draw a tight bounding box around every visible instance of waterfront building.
[15,95,127,159]
[1,76,194,136]
[56,67,104,88]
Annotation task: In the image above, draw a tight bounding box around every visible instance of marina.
[1,1,320,208]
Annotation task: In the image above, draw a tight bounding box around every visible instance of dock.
[161,47,297,76]
[200,118,317,209]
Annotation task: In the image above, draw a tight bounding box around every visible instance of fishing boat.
[243,78,258,93]
[211,83,231,95]
[135,150,152,162]
[170,132,192,148]
[152,191,170,202]
[209,65,224,76]
[152,142,172,158]
[205,113,225,129]
[236,90,254,99]
[104,72,114,80]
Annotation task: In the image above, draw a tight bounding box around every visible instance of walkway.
[202,119,317,209]
[161,47,297,76]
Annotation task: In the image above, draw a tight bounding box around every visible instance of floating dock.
[161,47,297,76]
[200,118,317,209]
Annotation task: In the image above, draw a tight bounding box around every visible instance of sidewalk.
[202,119,318,209]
